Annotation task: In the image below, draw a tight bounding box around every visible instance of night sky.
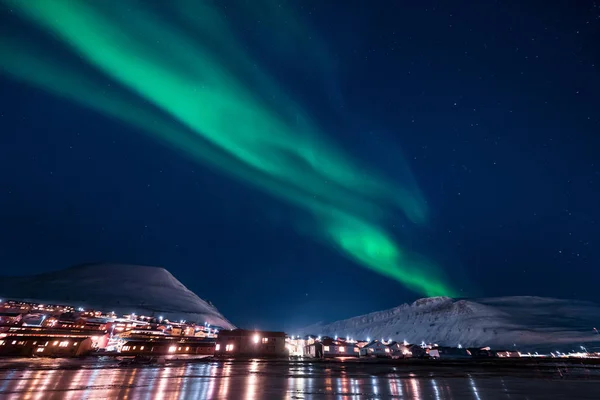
[1,1,599,331]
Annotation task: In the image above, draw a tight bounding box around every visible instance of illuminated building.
[0,327,98,357]
[215,329,287,357]
[359,340,392,358]
[386,341,412,359]
[304,337,359,359]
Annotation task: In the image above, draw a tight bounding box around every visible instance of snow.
[300,296,600,349]
[0,263,235,329]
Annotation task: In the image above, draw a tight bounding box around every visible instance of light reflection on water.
[0,360,598,399]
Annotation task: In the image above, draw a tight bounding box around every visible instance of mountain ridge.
[301,296,600,349]
[0,263,235,329]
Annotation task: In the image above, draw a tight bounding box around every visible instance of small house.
[359,340,391,358]
[305,337,359,359]
[429,346,472,359]
[214,329,287,357]
[388,341,412,359]
[494,350,521,358]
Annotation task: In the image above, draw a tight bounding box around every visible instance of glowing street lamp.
[253,334,260,344]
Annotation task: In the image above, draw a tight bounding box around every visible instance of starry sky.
[0,0,599,330]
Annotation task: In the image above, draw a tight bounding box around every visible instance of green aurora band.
[1,0,456,297]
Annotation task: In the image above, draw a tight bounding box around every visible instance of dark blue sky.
[1,1,599,330]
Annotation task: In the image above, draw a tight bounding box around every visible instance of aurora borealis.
[2,0,599,331]
[0,0,454,296]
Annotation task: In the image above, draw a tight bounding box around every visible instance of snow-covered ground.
[0,263,234,329]
[301,296,600,349]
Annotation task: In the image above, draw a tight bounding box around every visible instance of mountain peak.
[0,264,234,329]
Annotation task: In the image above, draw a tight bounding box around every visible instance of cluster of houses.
[2,299,596,360]
[297,336,521,360]
[0,299,219,357]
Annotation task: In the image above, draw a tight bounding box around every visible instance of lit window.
[0,340,4,346]
[73,342,78,346]
[168,346,176,352]
[185,347,189,351]
[338,346,345,353]
[59,341,69,347]
[133,346,137,350]
[53,341,59,346]
[253,335,260,344]
[324,346,330,352]
[215,344,221,351]
[262,338,269,344]
[354,347,359,352]
[11,341,16,345]
[140,346,144,350]
[178,347,182,351]
[385,348,390,353]
[225,344,234,352]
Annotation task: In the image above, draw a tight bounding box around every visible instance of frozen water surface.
[0,358,599,399]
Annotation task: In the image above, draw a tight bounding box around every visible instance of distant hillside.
[0,263,235,329]
[301,296,600,350]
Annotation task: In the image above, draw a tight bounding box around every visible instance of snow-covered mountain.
[0,263,235,329]
[301,296,600,350]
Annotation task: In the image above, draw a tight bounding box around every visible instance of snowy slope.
[301,297,600,349]
[0,264,235,329]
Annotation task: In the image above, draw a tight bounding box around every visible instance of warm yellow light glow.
[354,347,359,352]
[339,346,345,352]
[385,348,390,353]
[215,344,220,351]
[253,334,260,344]
[168,346,176,352]
[225,344,234,351]
[324,346,330,351]
[262,337,269,344]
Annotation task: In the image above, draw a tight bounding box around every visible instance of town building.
[0,327,100,357]
[494,350,521,358]
[305,337,360,359]
[359,340,391,358]
[428,346,472,359]
[407,344,428,358]
[387,341,412,359]
[214,329,287,357]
